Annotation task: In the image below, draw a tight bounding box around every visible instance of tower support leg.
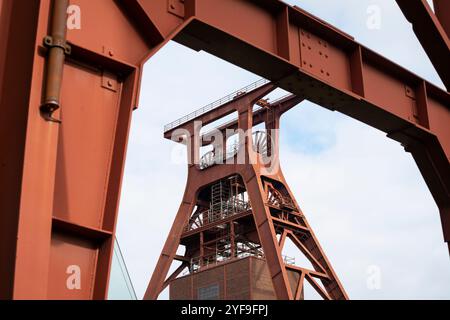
[244,174,293,300]
[144,195,196,300]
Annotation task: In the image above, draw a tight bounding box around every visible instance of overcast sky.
[114,0,450,300]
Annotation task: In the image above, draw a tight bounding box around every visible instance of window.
[198,284,220,300]
[108,238,137,300]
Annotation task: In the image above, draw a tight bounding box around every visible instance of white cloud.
[280,102,450,299]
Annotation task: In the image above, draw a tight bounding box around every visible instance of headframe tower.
[145,80,347,300]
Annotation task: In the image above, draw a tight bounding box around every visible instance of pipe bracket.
[43,36,71,55]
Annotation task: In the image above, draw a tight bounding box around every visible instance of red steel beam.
[132,0,450,251]
[433,0,450,38]
[1,0,449,299]
[0,0,43,299]
[199,94,304,147]
[396,0,450,90]
[0,0,175,299]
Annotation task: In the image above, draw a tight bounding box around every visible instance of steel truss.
[0,0,448,299]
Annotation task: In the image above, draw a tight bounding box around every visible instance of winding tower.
[145,80,347,300]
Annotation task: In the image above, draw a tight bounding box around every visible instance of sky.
[114,0,450,300]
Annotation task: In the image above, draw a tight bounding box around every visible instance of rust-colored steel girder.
[0,0,157,299]
[126,0,450,254]
[433,0,450,37]
[395,0,450,90]
[0,0,449,299]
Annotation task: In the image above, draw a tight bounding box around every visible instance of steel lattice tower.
[145,81,348,300]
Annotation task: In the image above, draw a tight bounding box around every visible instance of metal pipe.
[433,0,450,39]
[40,0,70,122]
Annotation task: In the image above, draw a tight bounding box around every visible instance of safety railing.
[200,93,294,139]
[188,246,295,273]
[189,242,264,273]
[163,78,270,132]
[184,198,250,233]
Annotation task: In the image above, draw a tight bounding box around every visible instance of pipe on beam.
[40,0,70,123]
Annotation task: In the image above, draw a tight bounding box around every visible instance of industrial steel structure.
[0,0,448,299]
[147,81,347,300]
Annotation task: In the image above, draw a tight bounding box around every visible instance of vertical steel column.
[1,0,172,299]
[200,231,204,266]
[240,105,293,300]
[145,197,196,299]
[0,0,43,299]
[230,221,236,258]
[433,0,450,37]
[244,175,293,300]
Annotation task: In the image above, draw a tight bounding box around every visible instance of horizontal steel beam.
[133,0,449,246]
[199,94,304,146]
[285,264,329,281]
[164,82,276,138]
[181,210,253,239]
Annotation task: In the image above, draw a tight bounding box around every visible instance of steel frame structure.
[145,82,347,300]
[0,0,448,299]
